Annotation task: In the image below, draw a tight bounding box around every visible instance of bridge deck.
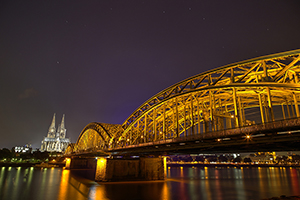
[66,118,300,157]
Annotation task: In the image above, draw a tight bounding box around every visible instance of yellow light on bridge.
[246,135,251,139]
[98,157,106,164]
[163,157,167,178]
[65,158,71,169]
[96,157,107,181]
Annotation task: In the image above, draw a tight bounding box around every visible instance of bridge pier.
[65,156,166,182]
[95,157,166,182]
[64,157,96,170]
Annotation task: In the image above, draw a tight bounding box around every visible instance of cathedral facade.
[41,114,70,152]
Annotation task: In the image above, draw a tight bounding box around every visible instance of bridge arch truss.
[116,49,300,147]
[67,122,123,154]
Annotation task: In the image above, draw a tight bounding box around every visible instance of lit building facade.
[41,114,70,152]
[13,144,32,153]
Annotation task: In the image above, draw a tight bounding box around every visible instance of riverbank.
[0,162,65,167]
[167,162,300,168]
[1,161,299,168]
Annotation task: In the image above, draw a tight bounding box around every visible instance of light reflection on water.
[0,166,300,200]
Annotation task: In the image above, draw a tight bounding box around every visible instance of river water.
[0,166,299,200]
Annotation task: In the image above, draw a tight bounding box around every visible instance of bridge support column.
[232,87,239,127]
[140,157,166,180]
[267,87,274,121]
[94,156,166,182]
[258,93,265,123]
[293,93,300,117]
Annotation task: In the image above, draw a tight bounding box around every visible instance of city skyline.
[1,1,300,148]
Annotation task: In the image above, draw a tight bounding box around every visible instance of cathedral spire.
[47,113,56,138]
[61,114,65,130]
[41,113,70,152]
[58,114,66,138]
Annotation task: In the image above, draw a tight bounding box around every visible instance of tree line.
[0,148,55,162]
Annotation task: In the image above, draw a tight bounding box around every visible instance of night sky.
[1,1,300,149]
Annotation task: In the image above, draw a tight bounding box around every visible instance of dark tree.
[33,150,49,161]
[195,156,205,162]
[171,156,179,162]
[279,155,289,162]
[181,156,193,162]
[244,157,252,163]
[218,155,228,162]
[232,156,242,163]
[20,153,32,160]
[0,148,12,160]
[227,155,234,162]
[291,155,300,163]
[207,156,218,162]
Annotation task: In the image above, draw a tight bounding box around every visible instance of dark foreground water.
[0,166,300,200]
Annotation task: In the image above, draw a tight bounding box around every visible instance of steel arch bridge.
[65,122,123,155]
[66,49,300,155]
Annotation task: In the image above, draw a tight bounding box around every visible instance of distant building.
[40,114,70,152]
[13,144,32,153]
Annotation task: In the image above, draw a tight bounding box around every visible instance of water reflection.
[204,167,212,200]
[234,169,245,200]
[58,169,70,199]
[290,168,300,194]
[0,166,300,200]
[57,169,93,200]
[161,182,170,200]
[0,167,5,192]
[214,169,222,200]
[23,167,34,199]
[89,184,108,200]
[10,167,21,200]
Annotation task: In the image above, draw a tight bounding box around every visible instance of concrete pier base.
[139,157,165,181]
[65,157,96,170]
[65,156,166,182]
[95,157,166,182]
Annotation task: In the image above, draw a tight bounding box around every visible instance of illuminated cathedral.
[40,114,70,152]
